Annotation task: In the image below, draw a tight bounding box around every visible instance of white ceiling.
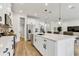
[11,3,79,22]
[61,3,79,21]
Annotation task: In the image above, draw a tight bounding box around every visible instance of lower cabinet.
[33,35,75,56]
[33,35,56,56]
[0,36,14,56]
[3,48,13,56]
[41,38,56,56]
[46,40,56,56]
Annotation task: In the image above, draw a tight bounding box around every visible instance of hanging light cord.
[59,3,61,21]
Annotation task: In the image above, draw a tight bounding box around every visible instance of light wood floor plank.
[15,40,41,56]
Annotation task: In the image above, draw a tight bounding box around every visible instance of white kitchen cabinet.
[41,38,47,56]
[33,35,57,56]
[33,36,38,49]
[33,34,76,56]
[0,36,14,56]
[56,38,75,56]
[37,37,56,56]
[46,39,56,56]
[33,35,56,56]
[37,36,46,55]
[34,36,42,52]
[33,35,46,55]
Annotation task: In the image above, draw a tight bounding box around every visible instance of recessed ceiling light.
[19,10,23,13]
[0,5,2,9]
[68,5,75,9]
[45,3,48,6]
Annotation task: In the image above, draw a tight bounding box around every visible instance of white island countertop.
[34,33,77,56]
[36,33,77,41]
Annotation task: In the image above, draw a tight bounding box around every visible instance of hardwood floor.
[15,39,41,56]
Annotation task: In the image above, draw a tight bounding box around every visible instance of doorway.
[20,17,26,41]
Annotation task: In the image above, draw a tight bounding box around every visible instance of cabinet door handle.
[3,48,8,53]
[43,44,46,49]
[7,52,10,56]
[44,40,47,42]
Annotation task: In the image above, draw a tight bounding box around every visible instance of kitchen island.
[33,33,77,56]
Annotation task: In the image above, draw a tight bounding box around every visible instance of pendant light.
[58,3,62,25]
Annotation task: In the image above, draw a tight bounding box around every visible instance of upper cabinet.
[0,3,11,24]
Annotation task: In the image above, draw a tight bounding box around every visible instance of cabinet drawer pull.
[43,44,46,49]
[44,40,47,42]
[3,48,8,53]
[7,52,10,56]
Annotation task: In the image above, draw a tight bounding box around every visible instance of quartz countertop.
[36,33,77,41]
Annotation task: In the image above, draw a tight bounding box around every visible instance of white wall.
[12,13,27,42]
[62,19,79,36]
[12,13,20,42]
[12,13,48,42]
[27,17,47,33]
[50,21,60,32]
[0,3,11,24]
[62,19,79,32]
[50,19,79,33]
